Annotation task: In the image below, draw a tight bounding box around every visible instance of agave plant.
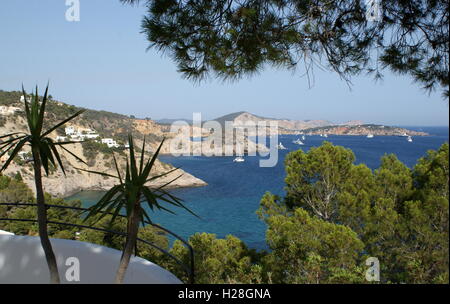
[80,134,196,283]
[0,85,85,283]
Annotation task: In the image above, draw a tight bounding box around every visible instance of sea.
[68,126,449,250]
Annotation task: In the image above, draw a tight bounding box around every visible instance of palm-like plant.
[80,135,196,283]
[0,85,85,283]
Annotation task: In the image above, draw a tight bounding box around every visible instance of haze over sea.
[70,126,449,250]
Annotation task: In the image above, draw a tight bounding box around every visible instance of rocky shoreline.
[4,160,207,199]
[299,124,429,136]
[1,136,207,198]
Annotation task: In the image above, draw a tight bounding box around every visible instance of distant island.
[207,111,429,136]
[300,124,428,137]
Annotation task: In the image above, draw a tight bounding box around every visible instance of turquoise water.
[69,127,449,250]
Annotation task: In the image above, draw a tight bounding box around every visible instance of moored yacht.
[233,156,245,162]
[278,142,287,150]
[367,134,374,138]
[407,136,413,142]
[234,146,245,162]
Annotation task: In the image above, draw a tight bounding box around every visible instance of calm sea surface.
[68,126,449,250]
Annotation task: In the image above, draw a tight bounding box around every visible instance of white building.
[65,126,76,136]
[18,151,32,161]
[0,235,181,284]
[101,138,120,148]
[56,136,68,142]
[64,126,100,141]
[83,129,100,139]
[0,106,21,115]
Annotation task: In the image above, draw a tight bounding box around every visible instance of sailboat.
[292,138,305,145]
[233,156,245,162]
[233,146,245,162]
[407,136,413,142]
[301,135,306,141]
[277,142,287,150]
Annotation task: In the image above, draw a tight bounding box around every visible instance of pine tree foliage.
[122,0,448,96]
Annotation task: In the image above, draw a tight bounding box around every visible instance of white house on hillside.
[101,138,120,148]
[82,129,100,139]
[18,151,32,161]
[63,126,122,147]
[0,106,21,116]
[64,126,100,141]
[65,126,76,136]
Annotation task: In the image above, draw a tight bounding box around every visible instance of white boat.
[234,147,245,162]
[367,134,374,138]
[301,135,306,141]
[233,156,245,162]
[407,136,413,142]
[323,134,328,138]
[292,139,304,145]
[277,142,287,150]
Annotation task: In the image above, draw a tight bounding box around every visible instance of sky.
[0,0,448,126]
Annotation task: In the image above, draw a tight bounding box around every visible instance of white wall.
[0,235,182,284]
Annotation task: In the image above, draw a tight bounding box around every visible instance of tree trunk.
[115,204,141,284]
[32,149,60,284]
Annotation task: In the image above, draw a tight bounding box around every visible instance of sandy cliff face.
[3,142,207,198]
[133,119,165,137]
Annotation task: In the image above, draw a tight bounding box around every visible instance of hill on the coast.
[213,111,332,131]
[0,90,206,197]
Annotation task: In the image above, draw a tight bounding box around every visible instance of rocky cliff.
[216,111,332,134]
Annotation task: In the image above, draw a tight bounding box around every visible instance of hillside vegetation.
[0,90,206,197]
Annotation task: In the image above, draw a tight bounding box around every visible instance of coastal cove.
[68,127,449,250]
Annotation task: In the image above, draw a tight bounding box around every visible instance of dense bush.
[167,233,264,284]
[257,142,449,284]
[0,175,34,205]
[0,90,22,106]
[81,141,124,166]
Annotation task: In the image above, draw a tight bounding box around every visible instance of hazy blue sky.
[0,0,448,126]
